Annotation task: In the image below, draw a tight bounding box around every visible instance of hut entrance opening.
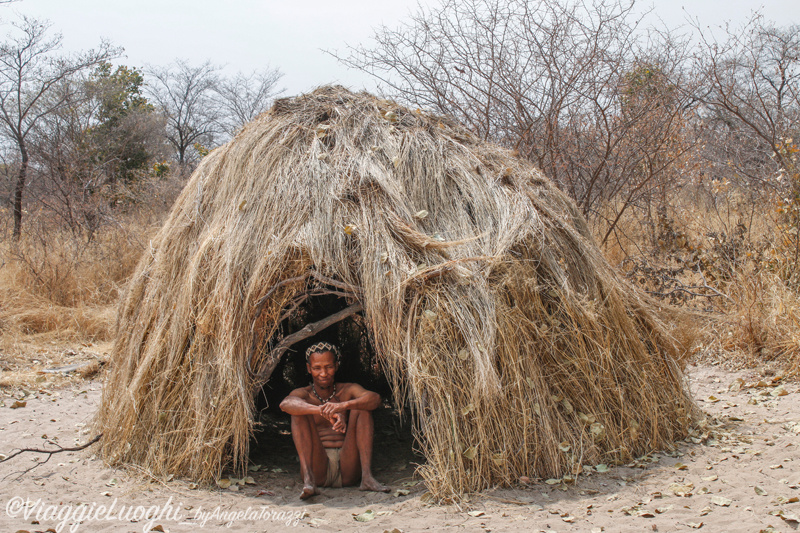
[250,289,417,475]
[256,291,388,408]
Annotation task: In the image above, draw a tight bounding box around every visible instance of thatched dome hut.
[96,86,696,497]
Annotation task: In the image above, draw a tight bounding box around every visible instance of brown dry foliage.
[94,86,696,497]
[0,218,148,348]
[606,181,800,376]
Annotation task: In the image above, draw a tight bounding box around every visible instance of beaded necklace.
[312,383,336,405]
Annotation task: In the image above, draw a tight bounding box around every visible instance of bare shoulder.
[287,385,312,400]
[336,382,370,399]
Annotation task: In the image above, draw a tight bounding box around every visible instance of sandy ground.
[1,361,799,533]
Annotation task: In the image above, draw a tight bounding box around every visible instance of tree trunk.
[12,142,29,241]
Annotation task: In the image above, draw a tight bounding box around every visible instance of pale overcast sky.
[4,0,800,96]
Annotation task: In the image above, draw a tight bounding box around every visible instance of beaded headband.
[305,342,341,363]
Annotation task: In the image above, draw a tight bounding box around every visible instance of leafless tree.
[0,16,118,239]
[215,67,284,137]
[693,16,800,280]
[342,0,698,244]
[145,59,221,169]
[695,16,799,189]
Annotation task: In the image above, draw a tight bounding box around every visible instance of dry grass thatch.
[96,86,697,497]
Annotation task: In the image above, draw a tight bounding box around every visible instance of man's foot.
[359,475,390,493]
[300,482,319,500]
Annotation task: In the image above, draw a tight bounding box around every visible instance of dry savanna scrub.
[95,86,697,498]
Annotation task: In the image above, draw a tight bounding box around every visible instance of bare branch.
[215,67,284,137]
[1,433,103,464]
[251,302,364,392]
[246,272,363,376]
[340,0,699,243]
[145,59,221,169]
[0,15,119,239]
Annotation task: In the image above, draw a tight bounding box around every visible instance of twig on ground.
[1,433,103,480]
[1,433,103,463]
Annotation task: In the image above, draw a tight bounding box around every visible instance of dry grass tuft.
[96,86,697,497]
[603,185,800,377]
[0,217,149,348]
[705,271,800,373]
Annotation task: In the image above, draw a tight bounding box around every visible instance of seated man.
[280,342,390,499]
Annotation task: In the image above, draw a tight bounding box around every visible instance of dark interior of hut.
[250,292,421,480]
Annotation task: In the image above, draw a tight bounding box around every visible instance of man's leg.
[339,410,389,492]
[290,414,328,499]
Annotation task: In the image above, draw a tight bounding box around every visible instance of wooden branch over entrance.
[251,302,363,392]
[246,271,364,376]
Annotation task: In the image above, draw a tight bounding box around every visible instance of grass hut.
[96,86,696,497]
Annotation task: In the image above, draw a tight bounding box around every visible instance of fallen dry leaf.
[770,509,800,523]
[711,496,732,507]
[467,510,485,517]
[354,510,376,522]
[669,482,694,496]
[729,378,744,392]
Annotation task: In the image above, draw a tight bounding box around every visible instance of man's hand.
[330,412,346,433]
[319,402,346,433]
[320,401,346,418]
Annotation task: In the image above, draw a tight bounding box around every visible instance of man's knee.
[290,414,315,432]
[350,409,374,427]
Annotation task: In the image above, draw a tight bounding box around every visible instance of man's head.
[305,342,340,388]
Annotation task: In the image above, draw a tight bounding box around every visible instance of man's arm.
[280,388,346,432]
[279,389,321,416]
[320,383,381,416]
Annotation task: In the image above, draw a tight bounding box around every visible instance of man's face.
[306,351,337,388]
